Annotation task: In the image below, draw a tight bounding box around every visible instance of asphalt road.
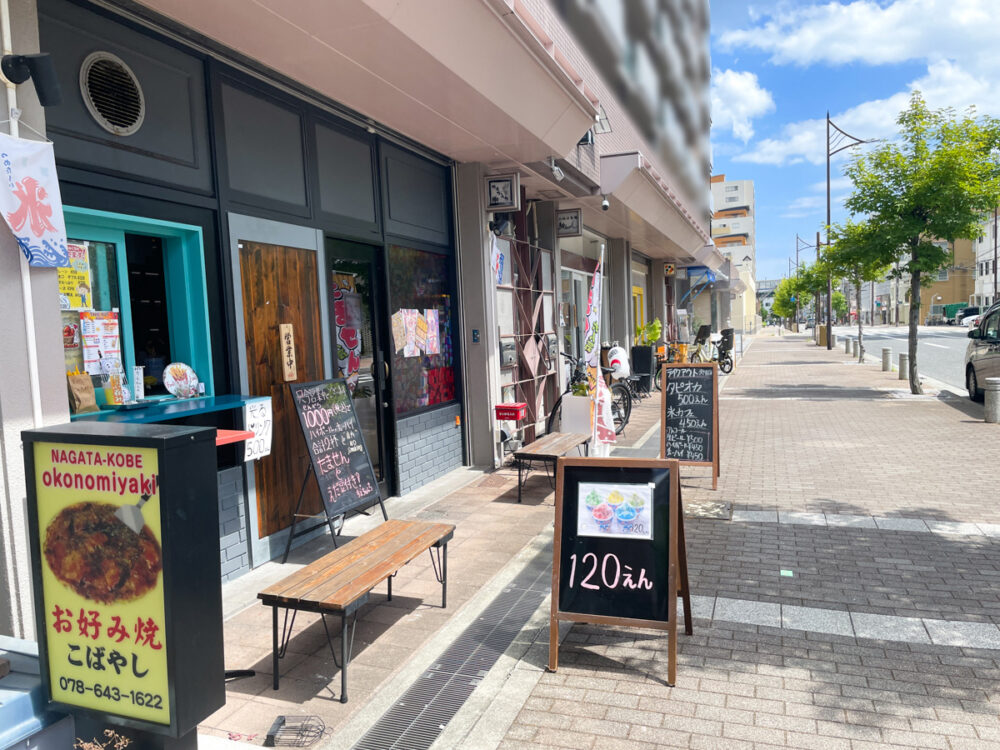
[831,324,971,390]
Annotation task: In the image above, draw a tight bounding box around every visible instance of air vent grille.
[80,52,145,136]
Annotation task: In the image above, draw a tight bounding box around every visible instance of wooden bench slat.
[295,524,453,608]
[263,521,426,603]
[319,525,454,607]
[514,432,588,459]
[260,521,405,600]
[259,520,453,610]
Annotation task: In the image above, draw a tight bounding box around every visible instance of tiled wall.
[396,404,464,495]
[217,466,249,582]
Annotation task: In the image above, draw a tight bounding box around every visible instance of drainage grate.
[351,548,551,750]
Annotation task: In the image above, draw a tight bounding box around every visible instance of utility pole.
[816,230,822,340]
[870,280,875,325]
[994,206,997,302]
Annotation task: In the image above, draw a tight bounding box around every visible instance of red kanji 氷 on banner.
[0,132,69,267]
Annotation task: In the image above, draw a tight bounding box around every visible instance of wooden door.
[239,241,324,538]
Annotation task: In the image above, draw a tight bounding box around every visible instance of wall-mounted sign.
[549,457,691,685]
[484,172,520,213]
[279,323,297,381]
[556,208,582,238]
[22,421,224,741]
[660,363,720,490]
[243,398,273,462]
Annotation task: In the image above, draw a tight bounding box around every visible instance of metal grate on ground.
[350,549,551,750]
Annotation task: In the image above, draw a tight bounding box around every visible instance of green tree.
[771,277,798,323]
[832,291,848,321]
[845,92,1000,392]
[826,220,892,362]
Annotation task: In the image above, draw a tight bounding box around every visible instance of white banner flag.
[0,132,69,267]
[584,246,616,448]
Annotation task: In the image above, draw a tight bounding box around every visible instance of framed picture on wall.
[556,208,582,238]
[484,173,520,212]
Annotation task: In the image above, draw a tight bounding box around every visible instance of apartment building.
[710,174,756,332]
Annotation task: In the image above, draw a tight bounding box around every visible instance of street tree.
[845,92,1000,392]
[832,291,848,322]
[771,277,798,326]
[826,220,892,362]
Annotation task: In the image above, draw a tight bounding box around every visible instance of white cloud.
[711,68,775,143]
[718,0,995,69]
[722,0,1000,166]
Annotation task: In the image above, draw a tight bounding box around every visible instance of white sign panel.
[243,398,273,461]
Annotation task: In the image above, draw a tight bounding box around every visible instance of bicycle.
[547,352,631,435]
[689,327,734,373]
[654,342,683,391]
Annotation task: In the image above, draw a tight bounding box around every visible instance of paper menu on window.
[391,311,405,353]
[424,308,440,355]
[415,312,428,352]
[57,244,92,310]
[402,309,420,357]
[79,310,121,376]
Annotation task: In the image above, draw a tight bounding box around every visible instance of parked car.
[963,313,982,327]
[956,306,980,326]
[965,302,1000,401]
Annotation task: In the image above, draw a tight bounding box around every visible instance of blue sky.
[709,0,999,282]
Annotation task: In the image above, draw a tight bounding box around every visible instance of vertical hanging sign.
[279,323,297,381]
[0,132,69,267]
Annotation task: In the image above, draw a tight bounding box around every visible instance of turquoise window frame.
[64,206,214,399]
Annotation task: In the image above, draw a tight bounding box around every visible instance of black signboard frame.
[660,362,720,490]
[548,457,692,686]
[21,421,225,742]
[284,378,387,563]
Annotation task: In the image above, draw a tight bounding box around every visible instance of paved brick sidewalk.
[497,333,1000,750]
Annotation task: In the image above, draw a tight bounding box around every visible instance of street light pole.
[993,206,997,302]
[826,113,877,349]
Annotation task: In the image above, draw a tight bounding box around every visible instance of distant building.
[710,175,756,332]
[973,211,998,308]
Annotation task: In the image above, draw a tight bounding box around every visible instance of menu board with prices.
[549,457,691,686]
[290,379,381,519]
[660,363,720,489]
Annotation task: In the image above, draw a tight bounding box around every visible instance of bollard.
[845,336,851,354]
[985,378,1000,423]
[898,352,908,380]
[852,340,859,357]
[831,334,837,347]
[882,347,891,372]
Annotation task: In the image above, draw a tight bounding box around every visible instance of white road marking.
[922,342,949,348]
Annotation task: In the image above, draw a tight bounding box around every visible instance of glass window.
[937,268,949,281]
[388,244,457,414]
[985,312,1000,339]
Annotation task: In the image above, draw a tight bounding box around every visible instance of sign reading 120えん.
[32,442,169,724]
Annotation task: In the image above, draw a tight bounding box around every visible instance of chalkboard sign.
[290,379,380,517]
[549,457,691,686]
[660,362,720,490]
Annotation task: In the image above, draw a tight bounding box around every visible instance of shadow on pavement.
[727,384,888,400]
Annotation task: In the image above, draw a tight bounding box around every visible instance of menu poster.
[424,309,440,355]
[80,311,121,376]
[402,309,420,358]
[290,379,379,518]
[61,310,84,373]
[661,364,716,465]
[57,243,92,310]
[391,311,405,353]
[415,312,428,352]
[243,398,273,462]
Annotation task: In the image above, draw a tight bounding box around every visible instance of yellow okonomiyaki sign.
[34,441,170,724]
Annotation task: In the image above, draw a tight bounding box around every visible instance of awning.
[138,0,599,164]
[598,152,712,263]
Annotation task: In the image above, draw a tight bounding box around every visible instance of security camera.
[601,197,610,211]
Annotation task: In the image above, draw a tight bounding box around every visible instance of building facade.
[709,174,755,333]
[0,0,714,638]
[973,212,998,309]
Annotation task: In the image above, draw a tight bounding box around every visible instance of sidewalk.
[201,332,1000,749]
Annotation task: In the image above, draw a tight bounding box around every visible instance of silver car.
[966,303,1000,401]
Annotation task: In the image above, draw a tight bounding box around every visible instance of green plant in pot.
[634,318,662,346]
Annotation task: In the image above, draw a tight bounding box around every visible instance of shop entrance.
[238,240,325,538]
[326,238,395,499]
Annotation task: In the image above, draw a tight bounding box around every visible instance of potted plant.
[631,318,662,392]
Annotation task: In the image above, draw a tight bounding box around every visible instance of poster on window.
[80,310,121,376]
[57,244,92,310]
[331,275,363,393]
[390,311,404,353]
[401,309,420,357]
[424,309,440,355]
[0,133,69,267]
[415,312,428,352]
[61,310,84,373]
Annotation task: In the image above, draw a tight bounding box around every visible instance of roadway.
[831,324,971,391]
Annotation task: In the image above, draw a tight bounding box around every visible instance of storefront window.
[58,208,213,411]
[388,244,456,414]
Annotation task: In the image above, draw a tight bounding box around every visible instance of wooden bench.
[512,432,589,503]
[258,518,455,702]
